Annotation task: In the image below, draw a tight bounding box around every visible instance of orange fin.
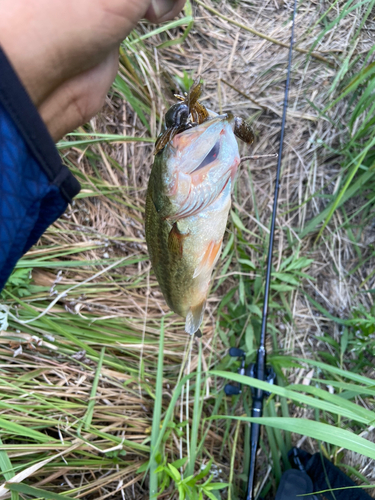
[185,301,206,335]
[168,222,187,256]
[193,240,222,279]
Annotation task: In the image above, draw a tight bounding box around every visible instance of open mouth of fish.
[165,113,240,219]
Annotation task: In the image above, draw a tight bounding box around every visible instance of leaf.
[84,347,105,430]
[230,210,247,232]
[136,461,149,473]
[168,463,181,482]
[194,459,213,482]
[0,417,55,443]
[206,482,230,491]
[178,484,185,500]
[285,257,314,270]
[158,6,194,49]
[186,341,203,477]
[6,483,73,499]
[128,16,193,46]
[290,357,375,386]
[57,134,154,149]
[245,322,254,355]
[205,491,220,500]
[150,319,165,498]
[315,148,370,242]
[237,258,256,270]
[300,163,375,238]
[270,283,295,292]
[0,436,18,500]
[113,75,151,132]
[217,417,375,460]
[239,277,245,305]
[273,272,300,286]
[209,371,373,425]
[247,304,262,317]
[171,457,188,469]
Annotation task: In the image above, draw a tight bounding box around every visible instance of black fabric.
[289,448,373,500]
[275,469,317,500]
[0,46,80,202]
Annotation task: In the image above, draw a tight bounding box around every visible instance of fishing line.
[246,0,298,498]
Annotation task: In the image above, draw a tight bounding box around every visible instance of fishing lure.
[145,80,254,335]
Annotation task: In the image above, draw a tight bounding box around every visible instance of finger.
[0,0,151,105]
[39,49,119,142]
[144,0,186,23]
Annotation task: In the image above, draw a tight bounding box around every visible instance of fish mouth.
[191,139,221,173]
[169,111,239,189]
[195,113,230,126]
[171,113,230,159]
[179,113,230,138]
[189,114,231,173]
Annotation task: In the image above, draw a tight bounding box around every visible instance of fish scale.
[145,115,241,335]
[145,80,253,335]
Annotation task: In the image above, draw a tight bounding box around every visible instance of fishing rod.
[224,1,298,498]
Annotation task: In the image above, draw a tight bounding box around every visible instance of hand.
[0,0,185,141]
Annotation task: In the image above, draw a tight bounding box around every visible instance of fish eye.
[192,140,221,172]
[165,103,190,128]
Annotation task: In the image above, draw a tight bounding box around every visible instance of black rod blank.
[245,1,298,498]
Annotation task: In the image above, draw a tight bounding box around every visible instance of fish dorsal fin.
[185,301,205,335]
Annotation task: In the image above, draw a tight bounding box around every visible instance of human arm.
[0,0,185,290]
[0,0,185,141]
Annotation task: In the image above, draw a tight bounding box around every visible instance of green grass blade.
[149,318,165,499]
[215,417,375,461]
[186,340,202,477]
[289,357,375,386]
[157,1,194,48]
[6,482,73,499]
[113,75,151,132]
[210,371,372,425]
[325,60,375,112]
[300,162,375,238]
[128,17,193,46]
[84,347,105,430]
[315,149,368,241]
[0,417,56,443]
[57,134,155,149]
[0,437,18,500]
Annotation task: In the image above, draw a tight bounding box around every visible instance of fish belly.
[145,178,231,335]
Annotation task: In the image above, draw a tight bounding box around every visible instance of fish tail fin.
[185,301,206,335]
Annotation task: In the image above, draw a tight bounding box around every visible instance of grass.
[0,0,375,499]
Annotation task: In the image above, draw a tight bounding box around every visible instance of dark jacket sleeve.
[0,47,80,291]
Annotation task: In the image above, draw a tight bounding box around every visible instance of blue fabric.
[0,101,68,290]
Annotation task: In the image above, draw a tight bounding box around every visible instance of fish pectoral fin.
[185,301,206,335]
[168,222,188,256]
[193,240,222,279]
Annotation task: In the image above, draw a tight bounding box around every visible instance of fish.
[145,81,254,335]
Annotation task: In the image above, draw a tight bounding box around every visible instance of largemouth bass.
[145,81,253,335]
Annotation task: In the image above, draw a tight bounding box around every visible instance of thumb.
[39,49,119,142]
[145,0,186,23]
